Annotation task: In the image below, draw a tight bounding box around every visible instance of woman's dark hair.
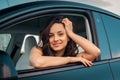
[37,16,79,57]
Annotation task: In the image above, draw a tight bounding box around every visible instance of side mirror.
[0,50,18,80]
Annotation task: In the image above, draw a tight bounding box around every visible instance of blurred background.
[69,0,120,16]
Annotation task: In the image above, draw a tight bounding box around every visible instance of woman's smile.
[52,42,62,47]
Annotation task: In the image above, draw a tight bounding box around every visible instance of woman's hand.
[77,57,93,67]
[69,56,93,67]
[62,18,73,35]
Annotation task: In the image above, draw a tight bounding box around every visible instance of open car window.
[13,14,93,71]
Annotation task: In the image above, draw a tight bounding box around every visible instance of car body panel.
[101,13,120,80]
[92,12,111,60]
[101,14,120,58]
[19,63,113,80]
[110,59,120,80]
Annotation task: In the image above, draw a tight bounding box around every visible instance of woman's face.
[49,23,69,52]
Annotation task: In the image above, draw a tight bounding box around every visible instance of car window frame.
[16,14,100,78]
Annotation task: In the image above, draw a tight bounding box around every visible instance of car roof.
[0,0,120,34]
[0,0,120,18]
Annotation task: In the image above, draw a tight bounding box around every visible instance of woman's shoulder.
[31,46,43,54]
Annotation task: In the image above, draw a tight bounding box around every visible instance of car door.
[0,1,114,80]
[101,13,120,80]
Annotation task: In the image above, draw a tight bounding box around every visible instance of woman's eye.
[49,34,53,38]
[59,33,64,36]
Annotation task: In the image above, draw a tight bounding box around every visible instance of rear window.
[0,34,11,51]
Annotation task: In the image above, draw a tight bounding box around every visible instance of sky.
[69,0,120,16]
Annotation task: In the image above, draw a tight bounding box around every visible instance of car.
[0,0,120,80]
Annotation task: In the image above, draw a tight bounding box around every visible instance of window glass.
[0,34,11,51]
[101,14,120,58]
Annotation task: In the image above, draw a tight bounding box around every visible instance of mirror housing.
[0,50,18,80]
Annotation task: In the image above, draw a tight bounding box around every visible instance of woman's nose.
[54,36,59,41]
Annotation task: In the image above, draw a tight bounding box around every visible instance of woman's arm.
[68,32,100,61]
[29,46,93,68]
[62,18,100,61]
[29,46,69,68]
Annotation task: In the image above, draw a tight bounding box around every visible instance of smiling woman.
[29,16,100,68]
